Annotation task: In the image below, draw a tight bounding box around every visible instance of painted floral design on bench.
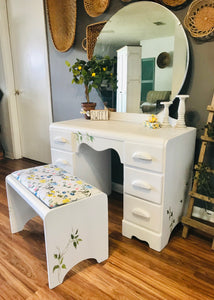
[53,229,82,283]
[12,165,100,208]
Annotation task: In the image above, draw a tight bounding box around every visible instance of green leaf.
[71,234,74,239]
[54,254,58,259]
[88,85,92,93]
[65,60,71,67]
[73,241,77,248]
[62,264,66,269]
[79,77,84,85]
[53,265,60,272]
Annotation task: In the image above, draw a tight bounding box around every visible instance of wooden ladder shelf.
[182,94,214,249]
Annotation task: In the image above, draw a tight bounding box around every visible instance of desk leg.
[74,144,112,195]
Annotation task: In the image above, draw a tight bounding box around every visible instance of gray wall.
[46,0,214,185]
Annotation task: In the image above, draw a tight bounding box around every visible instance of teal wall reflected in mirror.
[141,58,155,102]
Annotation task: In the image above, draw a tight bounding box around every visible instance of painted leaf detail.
[53,265,60,272]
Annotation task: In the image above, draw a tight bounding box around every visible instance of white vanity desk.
[50,114,196,251]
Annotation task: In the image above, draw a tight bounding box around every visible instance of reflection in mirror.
[94,1,189,114]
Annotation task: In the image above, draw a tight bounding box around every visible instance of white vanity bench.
[50,113,196,251]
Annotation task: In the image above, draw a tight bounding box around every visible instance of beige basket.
[160,0,189,9]
[46,0,77,52]
[184,0,214,40]
[82,21,107,60]
[84,0,110,17]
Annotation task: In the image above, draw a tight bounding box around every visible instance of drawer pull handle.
[54,137,68,144]
[132,152,152,161]
[56,159,69,165]
[132,208,150,220]
[132,180,152,191]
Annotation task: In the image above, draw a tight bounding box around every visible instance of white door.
[7,0,52,163]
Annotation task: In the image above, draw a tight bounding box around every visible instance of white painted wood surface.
[2,0,52,162]
[6,173,108,289]
[50,117,196,251]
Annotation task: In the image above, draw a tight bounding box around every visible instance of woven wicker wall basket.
[46,0,77,52]
[160,0,190,10]
[82,21,107,60]
[184,0,214,41]
[84,0,110,17]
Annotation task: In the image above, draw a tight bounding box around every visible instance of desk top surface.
[50,118,196,145]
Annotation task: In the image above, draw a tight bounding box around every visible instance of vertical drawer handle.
[54,137,68,144]
[132,208,150,220]
[132,180,152,191]
[132,152,152,161]
[56,159,69,166]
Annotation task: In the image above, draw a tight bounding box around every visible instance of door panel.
[7,0,52,163]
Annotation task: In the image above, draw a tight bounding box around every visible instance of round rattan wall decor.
[84,0,110,17]
[160,0,190,10]
[46,0,77,52]
[184,0,214,41]
[157,52,171,69]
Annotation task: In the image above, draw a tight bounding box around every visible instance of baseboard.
[192,206,214,223]
[112,182,123,194]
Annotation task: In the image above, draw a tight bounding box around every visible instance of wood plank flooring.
[0,158,214,299]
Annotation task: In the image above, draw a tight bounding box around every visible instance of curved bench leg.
[43,193,108,289]
[6,180,37,233]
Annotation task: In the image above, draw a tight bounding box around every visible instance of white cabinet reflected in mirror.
[116,46,141,113]
[94,1,189,114]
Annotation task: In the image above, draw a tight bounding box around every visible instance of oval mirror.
[94,1,189,114]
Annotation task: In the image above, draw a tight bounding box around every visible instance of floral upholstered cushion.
[12,164,100,208]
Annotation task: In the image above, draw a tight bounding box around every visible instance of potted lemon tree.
[66,56,117,119]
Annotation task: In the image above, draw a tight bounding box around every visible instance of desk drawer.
[124,194,161,233]
[51,149,75,174]
[125,142,164,172]
[50,129,72,152]
[125,166,163,204]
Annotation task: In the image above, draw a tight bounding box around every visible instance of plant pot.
[81,102,96,119]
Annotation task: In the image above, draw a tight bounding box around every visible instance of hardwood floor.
[0,158,214,299]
